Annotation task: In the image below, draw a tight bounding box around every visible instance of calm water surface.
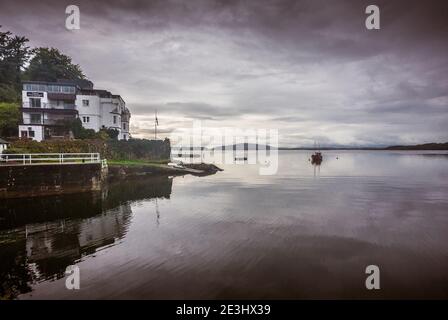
[1,150,448,299]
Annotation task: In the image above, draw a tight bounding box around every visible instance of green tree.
[0,102,20,137]
[0,26,31,101]
[67,118,96,139]
[101,128,120,139]
[0,84,18,103]
[24,47,86,82]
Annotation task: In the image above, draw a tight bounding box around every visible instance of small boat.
[168,161,186,169]
[311,152,323,165]
[235,157,248,161]
[310,141,323,165]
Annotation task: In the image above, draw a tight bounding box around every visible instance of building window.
[29,98,41,108]
[30,114,42,124]
[82,99,89,107]
[123,123,126,130]
[21,131,28,138]
[123,134,127,140]
[82,116,90,123]
[28,129,35,137]
[113,116,117,124]
[62,86,73,93]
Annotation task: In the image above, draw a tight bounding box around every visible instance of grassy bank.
[108,159,170,167]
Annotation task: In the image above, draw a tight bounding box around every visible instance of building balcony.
[21,108,78,116]
[21,107,78,115]
[22,101,76,110]
[22,118,76,126]
[47,93,76,101]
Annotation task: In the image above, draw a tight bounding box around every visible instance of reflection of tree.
[0,239,32,300]
[0,175,173,299]
[102,176,173,210]
[0,192,103,231]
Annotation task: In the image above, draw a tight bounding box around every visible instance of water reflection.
[0,176,173,299]
[1,151,448,299]
[312,163,321,177]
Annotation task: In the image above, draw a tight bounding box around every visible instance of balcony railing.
[0,153,105,166]
[22,118,75,126]
[22,102,76,109]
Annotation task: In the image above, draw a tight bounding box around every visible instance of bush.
[0,84,19,103]
[0,102,20,137]
[5,138,171,161]
[68,119,119,140]
[1,147,28,155]
[107,138,171,161]
[67,119,96,139]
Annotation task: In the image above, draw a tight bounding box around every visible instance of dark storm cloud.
[1,0,447,145]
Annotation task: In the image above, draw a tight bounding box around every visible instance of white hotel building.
[19,80,131,141]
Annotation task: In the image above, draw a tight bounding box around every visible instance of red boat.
[311,152,323,165]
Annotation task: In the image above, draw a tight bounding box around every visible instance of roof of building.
[57,79,94,89]
[22,80,78,87]
[0,138,9,144]
[22,79,94,90]
[79,89,126,104]
[79,88,113,98]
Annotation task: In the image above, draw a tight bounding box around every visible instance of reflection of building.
[25,202,132,278]
[0,175,173,299]
[18,80,131,141]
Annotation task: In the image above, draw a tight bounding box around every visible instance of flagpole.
[155,109,157,140]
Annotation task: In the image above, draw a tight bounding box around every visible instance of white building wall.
[0,143,7,153]
[19,84,131,141]
[100,98,122,136]
[76,95,102,131]
[19,90,44,141]
[75,94,130,140]
[18,125,44,142]
[22,91,49,108]
[121,120,130,140]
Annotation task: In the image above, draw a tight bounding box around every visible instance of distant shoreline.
[279,142,448,151]
[185,142,448,151]
[278,146,448,151]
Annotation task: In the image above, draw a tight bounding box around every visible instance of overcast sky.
[1,0,447,146]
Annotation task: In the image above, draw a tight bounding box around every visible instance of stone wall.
[0,163,104,198]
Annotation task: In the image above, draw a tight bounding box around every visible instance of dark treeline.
[0,26,86,102]
[0,26,87,137]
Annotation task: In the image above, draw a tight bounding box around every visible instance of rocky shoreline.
[107,162,223,181]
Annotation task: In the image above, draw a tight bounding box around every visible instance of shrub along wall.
[4,138,171,161]
[106,139,171,161]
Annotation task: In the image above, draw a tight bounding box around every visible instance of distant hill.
[385,142,448,150]
[280,142,448,150]
[175,142,448,151]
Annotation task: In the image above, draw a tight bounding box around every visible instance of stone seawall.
[0,163,105,199]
